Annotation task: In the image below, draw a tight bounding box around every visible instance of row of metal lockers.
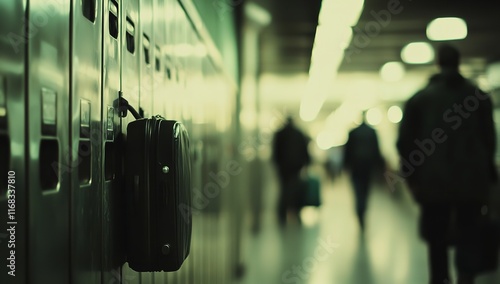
[0,0,243,283]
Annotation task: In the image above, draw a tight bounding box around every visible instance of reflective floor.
[235,166,500,284]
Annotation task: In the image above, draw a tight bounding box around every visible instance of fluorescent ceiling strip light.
[427,17,467,41]
[401,42,434,64]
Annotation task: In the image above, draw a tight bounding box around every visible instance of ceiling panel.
[254,0,500,75]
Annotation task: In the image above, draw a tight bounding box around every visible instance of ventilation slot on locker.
[166,66,171,80]
[126,17,135,53]
[109,0,119,39]
[40,139,60,190]
[82,0,97,22]
[143,34,150,65]
[155,45,161,72]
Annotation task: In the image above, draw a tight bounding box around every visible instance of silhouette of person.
[343,112,384,231]
[397,44,497,284]
[272,116,311,226]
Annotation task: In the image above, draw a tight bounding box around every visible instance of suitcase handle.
[115,92,142,120]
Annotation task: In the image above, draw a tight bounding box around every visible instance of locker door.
[139,0,154,119]
[152,0,165,117]
[0,1,27,283]
[101,0,126,283]
[71,0,103,283]
[27,0,71,282]
[163,0,176,122]
[120,0,141,282]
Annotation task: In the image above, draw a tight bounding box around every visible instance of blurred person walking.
[272,116,311,226]
[397,44,497,284]
[343,112,384,231]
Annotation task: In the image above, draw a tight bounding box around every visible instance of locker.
[101,0,126,283]
[0,0,242,282]
[70,0,103,282]
[152,0,166,117]
[27,0,71,282]
[120,0,141,282]
[0,1,27,283]
[121,0,140,116]
[139,0,154,118]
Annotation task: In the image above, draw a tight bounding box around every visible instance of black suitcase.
[125,115,192,272]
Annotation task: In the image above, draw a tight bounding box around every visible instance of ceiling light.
[380,62,405,82]
[427,17,467,41]
[366,108,382,126]
[387,106,403,123]
[401,42,434,64]
[319,0,365,27]
[245,2,272,26]
[316,131,334,150]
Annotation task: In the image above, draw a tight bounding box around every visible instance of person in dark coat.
[272,116,311,226]
[343,112,384,231]
[397,44,497,284]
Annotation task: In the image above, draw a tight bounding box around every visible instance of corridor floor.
[235,171,500,284]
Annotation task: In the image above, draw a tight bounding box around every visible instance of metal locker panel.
[121,0,141,282]
[163,0,176,124]
[174,2,188,123]
[152,0,165,117]
[120,0,140,117]
[0,1,27,283]
[164,57,177,120]
[27,0,71,282]
[101,0,126,283]
[139,0,154,118]
[70,0,103,282]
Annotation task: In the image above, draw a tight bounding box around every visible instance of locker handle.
[115,93,142,120]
